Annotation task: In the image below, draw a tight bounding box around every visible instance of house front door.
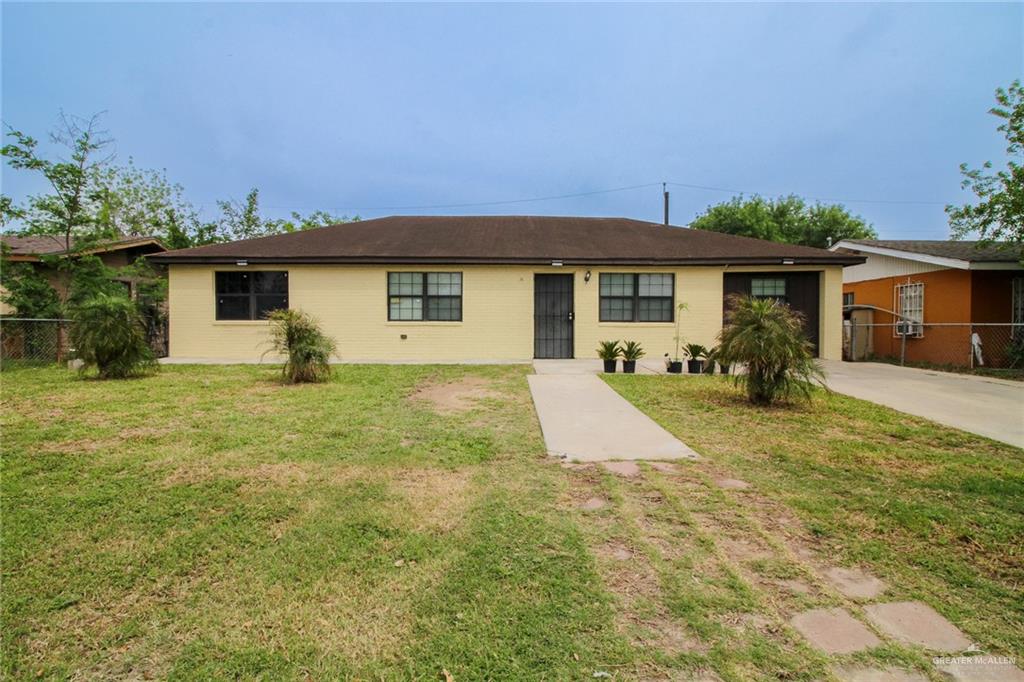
[534,274,574,359]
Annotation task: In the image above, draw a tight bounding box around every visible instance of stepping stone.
[934,659,1024,681]
[790,607,881,654]
[647,461,678,473]
[833,666,928,681]
[579,497,607,511]
[776,578,812,595]
[863,602,970,652]
[715,478,751,490]
[602,461,641,477]
[824,566,887,599]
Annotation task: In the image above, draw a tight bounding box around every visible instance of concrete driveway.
[822,360,1024,448]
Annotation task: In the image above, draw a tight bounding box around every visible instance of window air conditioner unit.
[895,320,918,336]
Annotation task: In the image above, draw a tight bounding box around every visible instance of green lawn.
[605,375,1024,658]
[2,366,1021,680]
[2,365,628,679]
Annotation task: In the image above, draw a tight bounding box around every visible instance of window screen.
[215,271,288,320]
[599,273,674,322]
[388,272,462,321]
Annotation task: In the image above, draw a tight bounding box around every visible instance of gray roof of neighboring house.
[840,239,1021,263]
[1,234,166,259]
[149,215,863,266]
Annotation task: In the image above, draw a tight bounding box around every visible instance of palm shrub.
[265,309,336,383]
[717,294,824,405]
[621,340,645,361]
[596,340,621,360]
[70,293,157,379]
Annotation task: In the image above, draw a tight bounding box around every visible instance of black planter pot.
[667,361,683,374]
[602,359,617,373]
[687,359,705,374]
[719,364,731,375]
[703,362,716,375]
[622,360,637,373]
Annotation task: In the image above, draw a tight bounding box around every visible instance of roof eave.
[831,240,1020,269]
[149,255,865,267]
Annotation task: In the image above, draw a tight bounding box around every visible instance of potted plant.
[597,340,621,373]
[667,302,689,374]
[620,340,645,373]
[683,343,707,374]
[703,346,719,375]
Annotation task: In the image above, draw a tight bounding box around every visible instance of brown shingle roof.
[841,239,1021,263]
[150,216,862,266]
[1,234,166,259]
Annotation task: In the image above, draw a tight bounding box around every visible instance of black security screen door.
[534,274,574,359]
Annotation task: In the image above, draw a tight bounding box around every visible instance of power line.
[193,179,951,213]
[666,181,948,206]
[252,182,663,212]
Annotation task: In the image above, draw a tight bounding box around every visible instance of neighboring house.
[828,239,1023,366]
[149,216,863,362]
[0,234,167,314]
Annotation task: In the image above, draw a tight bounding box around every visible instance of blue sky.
[2,2,1021,238]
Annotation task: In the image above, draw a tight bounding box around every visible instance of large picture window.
[388,272,462,321]
[599,273,674,322]
[215,271,288,320]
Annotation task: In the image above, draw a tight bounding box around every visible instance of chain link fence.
[843,322,1024,375]
[0,318,71,368]
[0,317,168,368]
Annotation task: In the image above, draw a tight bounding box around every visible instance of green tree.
[1,113,116,309]
[2,112,113,248]
[278,209,358,232]
[0,251,61,318]
[92,159,226,249]
[216,188,356,240]
[690,195,876,248]
[947,80,1024,257]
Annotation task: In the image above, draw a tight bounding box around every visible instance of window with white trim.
[387,272,462,321]
[599,273,674,322]
[894,282,924,338]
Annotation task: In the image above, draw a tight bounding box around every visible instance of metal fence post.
[56,321,65,363]
[900,331,907,367]
[969,324,974,369]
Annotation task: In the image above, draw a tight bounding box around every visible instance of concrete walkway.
[528,365,700,462]
[822,360,1024,448]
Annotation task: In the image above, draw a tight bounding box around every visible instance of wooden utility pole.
[663,183,670,226]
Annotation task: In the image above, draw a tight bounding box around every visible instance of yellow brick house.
[149,216,861,362]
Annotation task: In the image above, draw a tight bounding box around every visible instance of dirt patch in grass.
[388,467,475,533]
[409,376,502,414]
[237,462,311,490]
[160,461,216,487]
[37,437,112,455]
